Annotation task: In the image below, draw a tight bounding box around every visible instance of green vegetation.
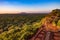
[0,9,60,40]
[44,9,60,32]
[0,14,46,40]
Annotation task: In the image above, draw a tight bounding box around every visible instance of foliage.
[0,9,60,40]
[0,14,45,40]
[57,20,60,26]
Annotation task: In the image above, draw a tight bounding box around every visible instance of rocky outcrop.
[30,9,60,40]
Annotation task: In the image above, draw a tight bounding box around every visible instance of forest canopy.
[0,9,60,40]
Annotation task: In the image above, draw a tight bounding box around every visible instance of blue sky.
[0,0,60,13]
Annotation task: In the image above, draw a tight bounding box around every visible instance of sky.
[0,0,60,14]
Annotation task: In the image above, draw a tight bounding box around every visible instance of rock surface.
[30,9,60,40]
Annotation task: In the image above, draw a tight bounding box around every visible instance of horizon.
[0,0,60,14]
[0,12,49,14]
